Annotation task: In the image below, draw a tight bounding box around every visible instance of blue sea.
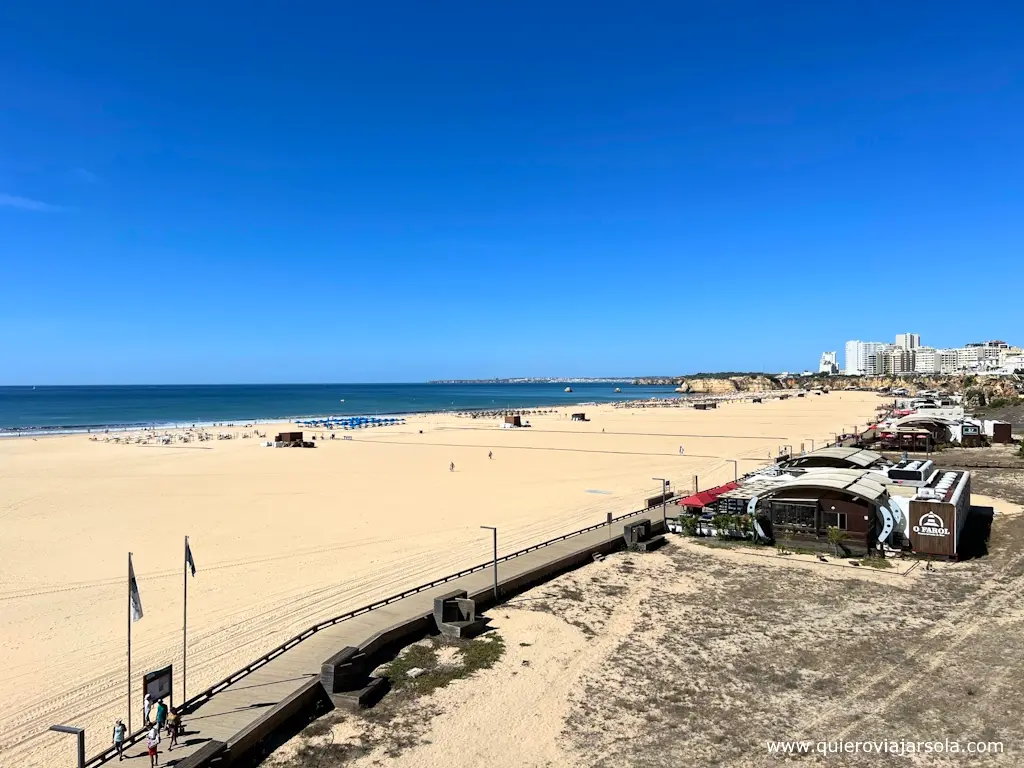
[0,383,681,435]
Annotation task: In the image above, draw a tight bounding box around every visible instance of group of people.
[111,693,181,765]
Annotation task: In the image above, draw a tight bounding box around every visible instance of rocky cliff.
[632,374,1023,403]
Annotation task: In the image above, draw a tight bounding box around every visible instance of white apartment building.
[844,340,887,375]
[1001,353,1024,373]
[845,337,1018,375]
[880,347,914,374]
[896,333,921,350]
[939,349,959,374]
[956,347,981,371]
[819,351,838,374]
[914,347,940,374]
[1000,347,1024,370]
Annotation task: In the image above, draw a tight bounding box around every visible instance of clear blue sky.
[1,1,1021,384]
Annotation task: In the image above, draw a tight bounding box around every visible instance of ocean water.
[0,383,680,435]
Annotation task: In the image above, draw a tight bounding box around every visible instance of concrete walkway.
[111,508,665,766]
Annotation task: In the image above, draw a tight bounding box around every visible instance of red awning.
[675,481,739,509]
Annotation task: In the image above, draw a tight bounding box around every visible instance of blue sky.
[1,1,1021,384]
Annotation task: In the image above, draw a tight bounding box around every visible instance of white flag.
[129,555,144,622]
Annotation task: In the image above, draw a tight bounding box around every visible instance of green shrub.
[712,514,733,539]
[826,526,847,556]
[680,515,699,536]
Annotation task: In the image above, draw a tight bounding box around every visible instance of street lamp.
[49,725,85,768]
[652,477,668,526]
[726,460,738,482]
[480,526,498,601]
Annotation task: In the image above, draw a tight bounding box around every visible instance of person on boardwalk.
[142,693,152,727]
[112,719,126,761]
[155,698,168,733]
[146,724,161,766]
[449,461,455,472]
[488,451,493,460]
[167,709,180,750]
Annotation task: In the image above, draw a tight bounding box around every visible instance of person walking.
[111,719,127,761]
[155,698,168,733]
[167,709,180,751]
[142,693,152,728]
[488,451,493,460]
[146,724,161,766]
[449,461,455,472]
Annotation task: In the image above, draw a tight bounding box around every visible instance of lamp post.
[480,526,498,602]
[652,477,668,526]
[49,725,85,768]
[726,460,738,482]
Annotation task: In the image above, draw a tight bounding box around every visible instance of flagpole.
[183,535,188,708]
[128,552,133,735]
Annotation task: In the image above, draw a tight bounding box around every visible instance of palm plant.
[826,525,847,557]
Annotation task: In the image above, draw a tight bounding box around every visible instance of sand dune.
[0,393,881,767]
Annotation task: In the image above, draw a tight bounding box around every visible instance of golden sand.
[0,392,881,767]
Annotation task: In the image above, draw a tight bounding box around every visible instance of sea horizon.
[0,382,680,435]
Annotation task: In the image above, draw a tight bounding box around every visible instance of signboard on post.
[143,664,173,706]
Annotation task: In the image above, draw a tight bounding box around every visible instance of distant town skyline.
[827,334,1022,377]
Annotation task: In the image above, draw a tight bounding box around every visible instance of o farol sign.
[912,512,950,538]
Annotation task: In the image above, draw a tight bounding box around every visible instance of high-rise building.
[914,348,940,374]
[844,341,859,374]
[819,351,838,375]
[875,346,914,375]
[865,352,880,375]
[844,340,887,375]
[895,333,921,350]
[890,348,915,374]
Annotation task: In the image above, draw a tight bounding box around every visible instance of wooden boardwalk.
[110,507,665,766]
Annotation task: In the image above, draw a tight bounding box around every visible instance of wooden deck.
[110,507,665,766]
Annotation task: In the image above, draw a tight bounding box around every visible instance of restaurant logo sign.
[913,511,950,538]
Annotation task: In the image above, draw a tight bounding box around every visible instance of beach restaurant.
[714,470,891,555]
[674,482,739,515]
[779,446,889,472]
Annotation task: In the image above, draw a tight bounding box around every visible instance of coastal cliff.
[632,374,1022,401]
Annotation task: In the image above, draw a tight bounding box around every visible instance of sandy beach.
[0,393,881,767]
[270,493,1024,768]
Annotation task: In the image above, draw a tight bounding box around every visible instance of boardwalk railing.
[82,502,667,767]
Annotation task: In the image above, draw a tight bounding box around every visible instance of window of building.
[770,502,816,530]
[824,512,848,530]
